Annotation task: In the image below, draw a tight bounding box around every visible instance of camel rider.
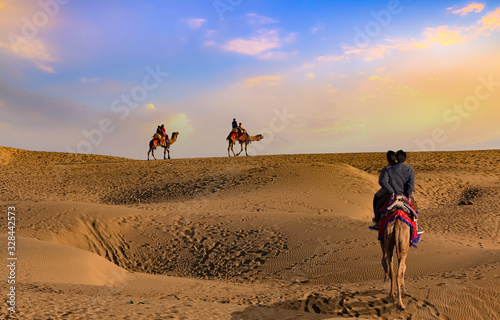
[232,118,238,133]
[368,150,397,230]
[154,124,168,146]
[160,124,168,146]
[238,123,250,144]
[380,150,423,234]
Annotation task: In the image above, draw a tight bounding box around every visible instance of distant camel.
[148,132,179,160]
[227,132,263,157]
[381,216,411,309]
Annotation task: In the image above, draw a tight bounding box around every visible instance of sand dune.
[13,236,129,286]
[0,146,499,319]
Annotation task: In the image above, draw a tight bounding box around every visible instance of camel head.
[169,132,179,144]
[255,134,264,141]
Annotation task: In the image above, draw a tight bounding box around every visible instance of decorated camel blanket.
[378,198,421,247]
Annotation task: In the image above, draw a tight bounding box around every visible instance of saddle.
[385,195,418,221]
[152,133,162,140]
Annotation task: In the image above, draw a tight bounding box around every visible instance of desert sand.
[0,146,499,319]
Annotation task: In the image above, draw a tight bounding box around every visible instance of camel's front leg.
[228,141,236,157]
[163,147,167,160]
[167,147,171,160]
[244,142,249,156]
[381,242,389,282]
[151,148,157,160]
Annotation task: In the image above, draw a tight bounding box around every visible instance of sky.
[1,0,499,159]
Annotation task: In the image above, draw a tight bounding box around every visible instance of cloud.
[187,18,206,29]
[246,13,279,25]
[204,40,217,47]
[448,3,485,16]
[306,73,315,79]
[0,37,56,72]
[317,55,346,63]
[80,78,99,83]
[164,113,193,134]
[244,75,282,88]
[424,25,466,46]
[0,2,57,73]
[311,25,325,34]
[341,7,500,61]
[35,63,54,73]
[305,6,499,63]
[258,51,290,60]
[145,103,156,110]
[376,67,386,73]
[0,78,87,128]
[223,30,294,55]
[325,84,338,94]
[357,75,419,104]
[476,8,500,33]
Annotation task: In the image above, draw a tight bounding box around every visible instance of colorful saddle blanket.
[378,199,420,248]
[229,132,246,140]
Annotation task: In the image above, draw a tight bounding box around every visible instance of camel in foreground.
[148,132,179,160]
[227,132,263,157]
[381,217,410,309]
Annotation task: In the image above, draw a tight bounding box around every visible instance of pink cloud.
[449,3,485,16]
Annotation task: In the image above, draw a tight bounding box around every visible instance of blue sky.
[1,0,500,159]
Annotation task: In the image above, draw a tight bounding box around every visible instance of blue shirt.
[380,162,415,198]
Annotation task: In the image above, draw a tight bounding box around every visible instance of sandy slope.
[0,146,499,319]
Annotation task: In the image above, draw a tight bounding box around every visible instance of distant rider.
[238,122,250,143]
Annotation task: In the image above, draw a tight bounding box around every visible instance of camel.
[147,132,179,160]
[381,216,411,309]
[227,132,264,157]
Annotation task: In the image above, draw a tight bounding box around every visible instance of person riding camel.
[160,124,168,146]
[154,124,168,146]
[378,150,423,234]
[369,150,397,230]
[232,118,239,133]
[238,122,250,144]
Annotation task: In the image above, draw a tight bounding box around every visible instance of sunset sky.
[1,0,499,159]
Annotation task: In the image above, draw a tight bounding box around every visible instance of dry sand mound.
[2,235,129,286]
[1,147,499,319]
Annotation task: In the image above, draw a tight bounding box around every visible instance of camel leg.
[147,149,150,160]
[228,142,231,157]
[152,148,157,160]
[387,246,395,301]
[244,142,249,156]
[397,256,407,309]
[395,220,410,309]
[163,146,167,160]
[236,142,244,156]
[167,148,171,160]
[381,242,389,282]
[229,141,236,157]
[384,223,396,301]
